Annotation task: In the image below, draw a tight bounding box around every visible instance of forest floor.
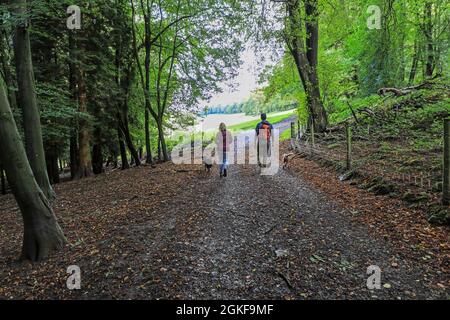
[301,85,450,225]
[0,141,448,300]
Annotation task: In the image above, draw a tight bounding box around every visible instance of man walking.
[255,113,273,167]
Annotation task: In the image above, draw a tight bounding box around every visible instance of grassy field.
[177,109,297,145]
[280,128,292,141]
[227,110,296,132]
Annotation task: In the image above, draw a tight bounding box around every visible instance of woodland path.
[0,141,447,299]
[117,163,446,300]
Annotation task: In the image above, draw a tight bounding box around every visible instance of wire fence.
[288,120,449,203]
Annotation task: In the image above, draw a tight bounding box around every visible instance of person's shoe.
[224,169,227,177]
[220,171,223,178]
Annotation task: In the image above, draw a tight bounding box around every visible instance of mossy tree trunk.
[13,0,55,199]
[286,0,328,133]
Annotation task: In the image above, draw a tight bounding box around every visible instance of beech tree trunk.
[286,0,328,133]
[0,162,6,195]
[13,0,55,199]
[0,34,18,110]
[0,80,66,261]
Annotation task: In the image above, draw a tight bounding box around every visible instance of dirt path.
[0,149,447,299]
[111,163,446,300]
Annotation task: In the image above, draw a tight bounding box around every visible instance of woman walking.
[216,123,233,178]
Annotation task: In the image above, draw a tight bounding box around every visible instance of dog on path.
[204,156,213,173]
[282,153,298,170]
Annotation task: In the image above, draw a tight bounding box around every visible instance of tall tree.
[423,1,435,78]
[131,0,245,160]
[0,79,66,261]
[284,0,328,132]
[131,0,153,164]
[12,0,55,198]
[113,0,141,167]
[74,64,93,178]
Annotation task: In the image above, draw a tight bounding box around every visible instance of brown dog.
[282,153,297,170]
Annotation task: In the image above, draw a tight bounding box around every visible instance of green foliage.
[205,95,297,116]
[1,0,448,168]
[37,83,85,147]
[280,128,292,141]
[258,0,449,128]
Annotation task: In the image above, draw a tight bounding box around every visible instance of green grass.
[166,110,296,150]
[227,110,296,132]
[280,128,292,141]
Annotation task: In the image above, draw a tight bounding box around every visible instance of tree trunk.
[92,143,103,175]
[68,32,79,179]
[114,37,140,168]
[305,0,318,69]
[74,68,93,179]
[130,0,153,164]
[144,107,152,164]
[91,110,103,175]
[118,125,129,170]
[0,162,6,195]
[408,40,420,85]
[424,2,434,78]
[59,158,63,173]
[45,145,60,184]
[13,0,55,199]
[69,133,78,179]
[286,0,328,133]
[158,138,162,162]
[0,80,66,261]
[143,1,153,165]
[157,119,169,161]
[121,111,141,166]
[0,36,18,110]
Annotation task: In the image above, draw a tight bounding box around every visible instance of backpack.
[260,122,271,142]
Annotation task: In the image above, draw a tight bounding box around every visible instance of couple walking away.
[215,113,273,178]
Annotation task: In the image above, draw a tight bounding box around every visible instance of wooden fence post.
[346,123,352,171]
[310,119,315,156]
[299,124,303,152]
[291,122,296,149]
[443,118,450,205]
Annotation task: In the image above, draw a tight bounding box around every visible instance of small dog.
[282,153,297,170]
[204,156,213,173]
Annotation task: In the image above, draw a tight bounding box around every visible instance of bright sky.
[203,48,262,108]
